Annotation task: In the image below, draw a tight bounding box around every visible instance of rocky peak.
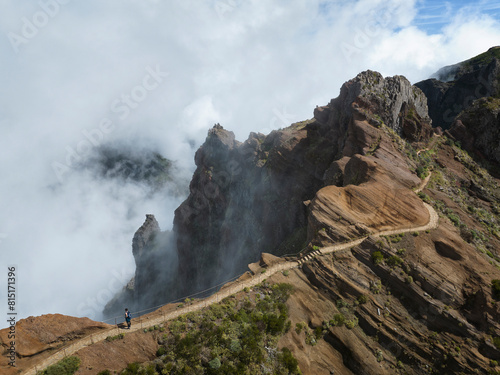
[132,214,160,261]
[342,70,430,134]
[314,71,432,159]
[194,124,237,167]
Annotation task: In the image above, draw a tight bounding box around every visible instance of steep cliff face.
[173,122,333,296]
[171,71,432,298]
[416,46,500,130]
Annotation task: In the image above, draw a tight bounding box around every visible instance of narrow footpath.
[24,176,439,375]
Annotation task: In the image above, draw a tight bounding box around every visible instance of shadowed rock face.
[173,122,333,297]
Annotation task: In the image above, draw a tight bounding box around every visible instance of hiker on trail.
[125,308,132,329]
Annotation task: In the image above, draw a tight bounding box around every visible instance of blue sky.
[0,0,499,327]
[415,0,500,34]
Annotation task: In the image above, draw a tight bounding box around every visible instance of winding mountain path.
[23,177,439,375]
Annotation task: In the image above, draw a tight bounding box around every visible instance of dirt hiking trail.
[23,175,439,375]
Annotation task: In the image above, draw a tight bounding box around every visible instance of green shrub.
[208,357,221,370]
[390,234,403,243]
[494,336,500,350]
[229,339,242,353]
[357,295,368,304]
[336,299,349,309]
[370,280,382,294]
[418,192,431,203]
[371,251,384,265]
[330,313,345,327]
[121,362,141,375]
[416,166,429,179]
[271,283,294,302]
[314,326,323,340]
[105,333,125,342]
[278,347,301,374]
[97,370,112,375]
[42,356,81,375]
[305,329,318,346]
[387,255,403,267]
[168,320,188,335]
[156,346,166,357]
[492,280,500,300]
[447,212,461,226]
[345,317,358,329]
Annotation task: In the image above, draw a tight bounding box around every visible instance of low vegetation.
[41,356,81,375]
[114,283,300,374]
[105,333,125,342]
[371,251,384,265]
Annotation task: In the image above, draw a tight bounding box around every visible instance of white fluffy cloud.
[0,0,499,326]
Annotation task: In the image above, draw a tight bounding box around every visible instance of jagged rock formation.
[171,72,432,298]
[416,46,500,130]
[104,215,177,317]
[447,97,500,164]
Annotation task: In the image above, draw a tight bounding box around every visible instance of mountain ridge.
[3,48,500,374]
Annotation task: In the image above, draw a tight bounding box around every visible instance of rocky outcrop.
[0,314,109,374]
[316,70,431,138]
[447,97,500,163]
[416,46,500,129]
[308,158,428,244]
[104,215,177,317]
[283,219,500,374]
[14,49,500,375]
[132,214,160,259]
[82,146,187,196]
